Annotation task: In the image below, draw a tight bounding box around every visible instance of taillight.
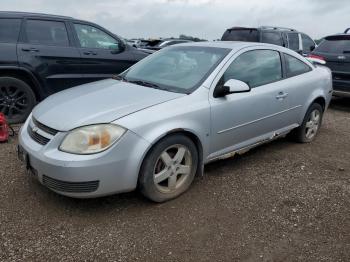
[307,54,325,61]
[0,113,9,142]
[306,54,326,65]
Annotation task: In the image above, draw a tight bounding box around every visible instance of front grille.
[42,175,99,193]
[32,118,58,136]
[27,125,50,145]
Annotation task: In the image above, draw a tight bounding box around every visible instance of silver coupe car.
[18,42,332,202]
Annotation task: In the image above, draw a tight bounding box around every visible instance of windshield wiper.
[128,80,166,90]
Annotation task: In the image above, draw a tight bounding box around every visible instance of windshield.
[122,46,230,94]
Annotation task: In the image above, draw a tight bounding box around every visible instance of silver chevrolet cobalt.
[18,42,332,202]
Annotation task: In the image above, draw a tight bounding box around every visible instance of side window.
[74,24,119,50]
[26,20,69,46]
[284,53,311,77]
[261,32,282,46]
[0,19,21,43]
[222,50,282,88]
[301,34,315,52]
[287,33,300,50]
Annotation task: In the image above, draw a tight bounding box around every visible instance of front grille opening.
[32,118,58,136]
[27,118,59,145]
[42,175,99,193]
[27,125,50,145]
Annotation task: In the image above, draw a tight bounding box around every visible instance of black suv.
[311,31,350,98]
[221,26,316,56]
[0,12,149,123]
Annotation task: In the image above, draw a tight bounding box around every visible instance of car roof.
[177,41,281,50]
[226,26,298,32]
[0,11,73,19]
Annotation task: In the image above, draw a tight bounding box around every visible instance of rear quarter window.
[284,53,312,77]
[0,19,21,43]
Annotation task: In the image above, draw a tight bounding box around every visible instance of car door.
[208,48,293,158]
[71,22,136,82]
[17,18,82,95]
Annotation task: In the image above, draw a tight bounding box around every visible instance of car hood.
[33,79,185,131]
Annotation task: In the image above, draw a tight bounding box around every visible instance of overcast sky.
[1,0,349,40]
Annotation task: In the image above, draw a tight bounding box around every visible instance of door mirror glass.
[224,79,251,93]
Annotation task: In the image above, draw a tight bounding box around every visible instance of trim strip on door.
[217,105,302,134]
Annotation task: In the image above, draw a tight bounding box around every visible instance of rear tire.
[0,77,36,124]
[139,134,198,202]
[290,103,323,143]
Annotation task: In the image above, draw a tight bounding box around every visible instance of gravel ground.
[0,98,349,262]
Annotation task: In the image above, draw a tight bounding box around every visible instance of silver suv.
[18,42,332,202]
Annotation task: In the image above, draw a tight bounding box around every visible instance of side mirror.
[310,45,316,51]
[214,79,250,98]
[110,42,126,54]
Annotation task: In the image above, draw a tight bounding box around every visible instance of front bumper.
[18,118,151,198]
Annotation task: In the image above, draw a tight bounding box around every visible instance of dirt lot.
[0,98,349,262]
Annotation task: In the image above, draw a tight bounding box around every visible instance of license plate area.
[17,145,38,177]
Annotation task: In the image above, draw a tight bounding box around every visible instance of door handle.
[83,51,97,55]
[22,47,39,52]
[276,92,288,100]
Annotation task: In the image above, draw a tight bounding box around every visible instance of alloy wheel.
[0,85,29,120]
[305,109,321,140]
[153,144,193,193]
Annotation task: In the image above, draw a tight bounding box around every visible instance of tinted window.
[316,36,350,53]
[26,20,69,46]
[284,54,311,77]
[301,34,315,52]
[222,50,282,88]
[288,33,299,50]
[74,24,119,50]
[261,32,282,46]
[0,19,21,43]
[221,29,259,42]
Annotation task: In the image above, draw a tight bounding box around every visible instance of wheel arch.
[311,96,326,111]
[0,67,44,100]
[137,128,205,182]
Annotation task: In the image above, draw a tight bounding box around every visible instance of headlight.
[59,124,126,154]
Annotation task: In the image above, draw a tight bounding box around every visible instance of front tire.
[0,77,36,124]
[292,103,323,143]
[139,134,198,202]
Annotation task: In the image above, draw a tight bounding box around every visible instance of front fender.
[114,87,211,159]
